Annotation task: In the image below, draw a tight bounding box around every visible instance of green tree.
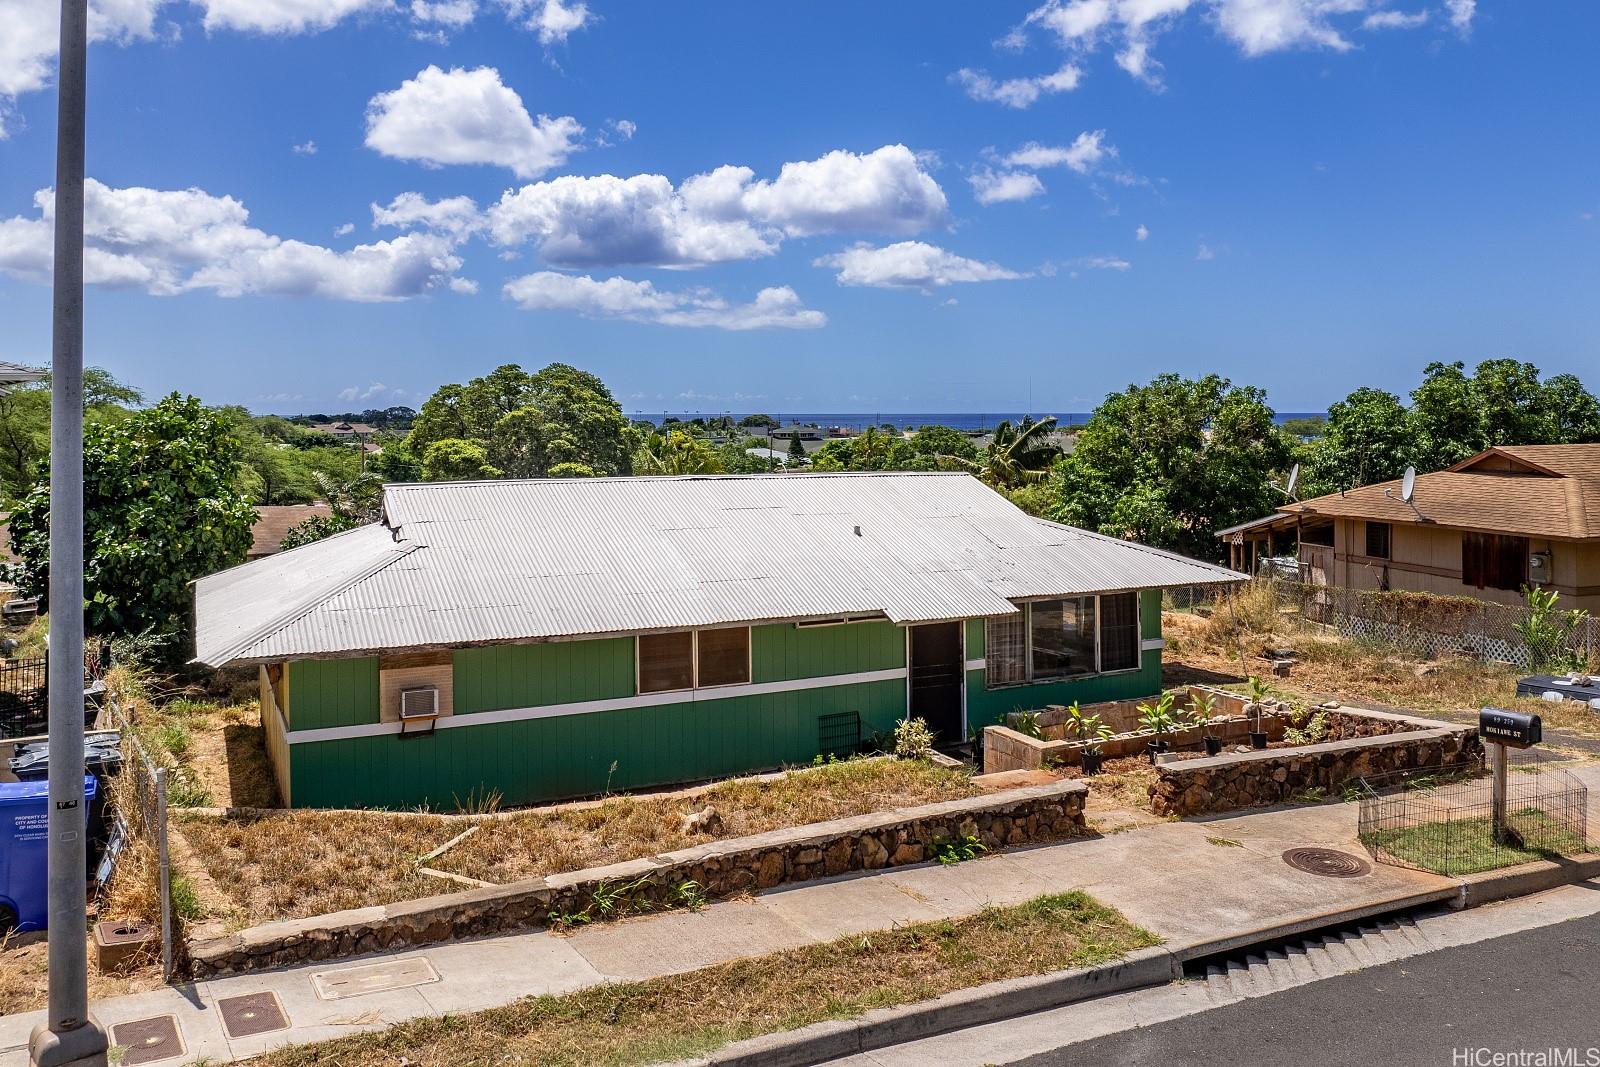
[632,430,725,475]
[1301,387,1411,496]
[1408,360,1483,470]
[786,435,807,466]
[9,394,255,638]
[421,438,501,481]
[1539,374,1600,443]
[408,363,638,481]
[280,513,361,551]
[0,366,142,498]
[947,417,1060,489]
[1057,375,1292,558]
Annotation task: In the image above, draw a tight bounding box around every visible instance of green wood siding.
[288,677,907,809]
[453,638,635,714]
[752,620,905,682]
[964,590,1165,726]
[285,658,378,731]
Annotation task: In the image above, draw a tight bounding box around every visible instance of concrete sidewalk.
[4,765,1593,1067]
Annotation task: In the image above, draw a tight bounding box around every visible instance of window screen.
[639,631,694,693]
[1030,598,1096,680]
[1365,522,1391,560]
[985,613,1027,687]
[697,627,751,687]
[1099,592,1140,672]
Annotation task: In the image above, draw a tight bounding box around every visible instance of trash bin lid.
[0,775,97,804]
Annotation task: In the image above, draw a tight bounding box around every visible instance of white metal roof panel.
[194,472,1243,665]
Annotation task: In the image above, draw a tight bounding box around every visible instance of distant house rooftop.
[311,421,377,437]
[249,504,333,559]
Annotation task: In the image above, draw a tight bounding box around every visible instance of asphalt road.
[1016,909,1600,1067]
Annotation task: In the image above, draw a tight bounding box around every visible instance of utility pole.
[29,1,109,1064]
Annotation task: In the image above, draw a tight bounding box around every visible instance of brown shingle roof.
[1281,445,1600,542]
[250,505,332,558]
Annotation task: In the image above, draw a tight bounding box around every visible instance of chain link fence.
[106,699,176,979]
[1194,579,1600,672]
[1356,761,1590,876]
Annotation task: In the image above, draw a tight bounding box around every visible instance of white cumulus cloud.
[196,0,389,34]
[1004,131,1112,173]
[952,62,1082,108]
[500,0,592,44]
[371,192,485,240]
[365,65,584,179]
[1136,223,1149,240]
[968,170,1046,205]
[1362,9,1427,30]
[489,144,948,268]
[1444,0,1474,33]
[0,0,166,136]
[814,241,1026,290]
[0,179,471,301]
[503,273,825,330]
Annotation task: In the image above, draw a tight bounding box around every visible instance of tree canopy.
[407,363,638,481]
[9,394,255,640]
[1302,359,1600,494]
[0,366,143,499]
[1056,374,1293,559]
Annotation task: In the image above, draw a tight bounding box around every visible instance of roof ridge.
[382,471,971,491]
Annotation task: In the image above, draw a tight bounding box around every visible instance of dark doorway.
[909,622,964,744]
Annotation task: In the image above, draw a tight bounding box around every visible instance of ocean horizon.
[626,411,1329,432]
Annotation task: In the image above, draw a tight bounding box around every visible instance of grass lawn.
[255,891,1158,1067]
[1360,809,1595,876]
[176,758,981,927]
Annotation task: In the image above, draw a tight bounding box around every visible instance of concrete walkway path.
[5,763,1595,1067]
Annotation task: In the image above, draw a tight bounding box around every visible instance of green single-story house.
[194,472,1242,809]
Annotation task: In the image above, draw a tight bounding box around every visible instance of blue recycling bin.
[0,775,97,933]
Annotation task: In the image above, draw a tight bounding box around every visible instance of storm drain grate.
[1282,847,1371,878]
[219,991,289,1038]
[111,1015,184,1065]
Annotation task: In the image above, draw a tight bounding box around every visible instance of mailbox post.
[1479,708,1542,845]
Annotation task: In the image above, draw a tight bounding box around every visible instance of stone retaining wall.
[187,778,1088,978]
[1149,707,1481,817]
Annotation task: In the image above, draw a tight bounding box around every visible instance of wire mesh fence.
[106,698,175,979]
[1356,760,1591,876]
[0,643,115,740]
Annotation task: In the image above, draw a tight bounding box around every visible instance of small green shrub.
[932,833,986,866]
[893,717,936,760]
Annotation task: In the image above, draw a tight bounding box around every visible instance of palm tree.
[945,416,1061,489]
[633,430,726,475]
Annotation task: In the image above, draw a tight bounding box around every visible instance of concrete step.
[1205,964,1232,1001]
[1343,927,1385,968]
[1320,933,1362,973]
[1244,953,1275,994]
[1225,958,1256,999]
[1262,949,1295,991]
[1301,938,1339,979]
[1386,917,1434,955]
[1282,943,1319,986]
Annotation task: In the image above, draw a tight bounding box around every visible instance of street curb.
[1166,886,1463,961]
[676,945,1180,1067]
[1452,852,1600,909]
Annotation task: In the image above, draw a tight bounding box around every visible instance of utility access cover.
[111,1015,185,1065]
[219,991,290,1038]
[1282,847,1371,879]
[311,956,440,1001]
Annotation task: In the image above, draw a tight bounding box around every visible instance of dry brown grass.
[254,891,1158,1067]
[1164,607,1600,744]
[0,931,166,1018]
[175,758,979,926]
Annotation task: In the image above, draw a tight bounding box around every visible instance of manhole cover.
[311,956,440,1001]
[111,1015,184,1065]
[219,991,289,1038]
[1282,847,1371,878]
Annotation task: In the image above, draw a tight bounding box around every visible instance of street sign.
[1480,708,1541,749]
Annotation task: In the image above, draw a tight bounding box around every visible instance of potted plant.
[1063,702,1111,775]
[1190,691,1223,757]
[1137,691,1178,763]
[1245,675,1271,749]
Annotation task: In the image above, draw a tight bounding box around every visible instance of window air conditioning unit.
[399,686,440,721]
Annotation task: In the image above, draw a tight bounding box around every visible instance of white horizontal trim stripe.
[1141,637,1166,651]
[285,666,910,745]
[965,658,987,672]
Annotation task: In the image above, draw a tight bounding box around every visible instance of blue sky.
[0,1,1595,416]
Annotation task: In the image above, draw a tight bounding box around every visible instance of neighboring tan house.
[194,472,1241,809]
[1219,444,1600,613]
[248,505,333,560]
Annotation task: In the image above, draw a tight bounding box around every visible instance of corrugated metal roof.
[194,472,1243,666]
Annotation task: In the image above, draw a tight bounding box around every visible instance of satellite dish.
[1401,466,1416,503]
[1285,463,1300,499]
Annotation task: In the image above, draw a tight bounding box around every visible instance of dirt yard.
[175,757,981,929]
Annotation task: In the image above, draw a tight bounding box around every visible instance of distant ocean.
[627,412,1328,432]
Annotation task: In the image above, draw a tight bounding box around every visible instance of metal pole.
[155,768,172,981]
[1490,742,1508,846]
[30,0,108,1063]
